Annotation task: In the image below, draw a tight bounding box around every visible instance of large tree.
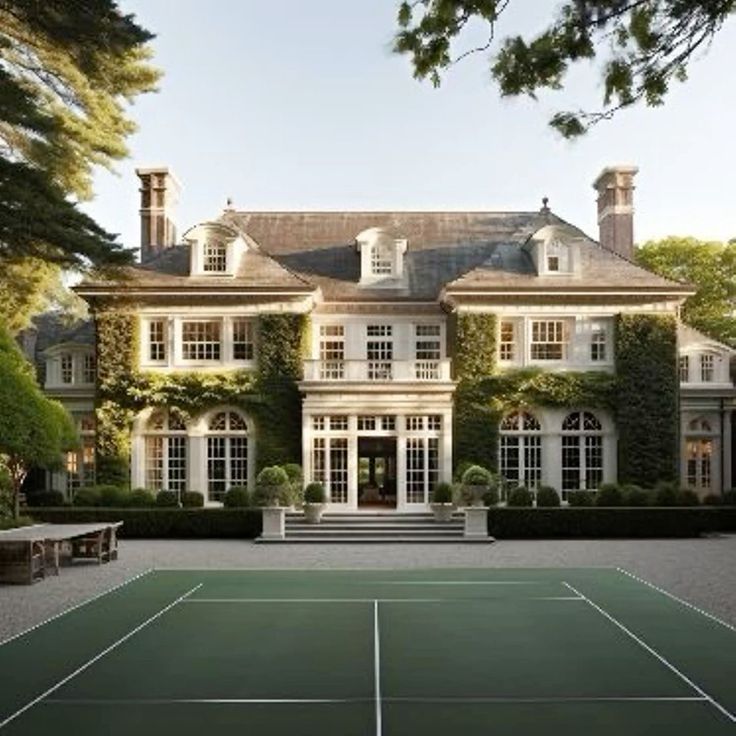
[394,1,736,137]
[0,0,159,268]
[636,236,736,346]
[0,328,78,518]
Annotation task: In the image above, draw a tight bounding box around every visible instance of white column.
[188,435,206,500]
[347,415,358,510]
[441,409,453,483]
[396,415,407,512]
[302,412,312,484]
[131,433,146,489]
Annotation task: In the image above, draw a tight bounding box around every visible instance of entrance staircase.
[259,511,493,543]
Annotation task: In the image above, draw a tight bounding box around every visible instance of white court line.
[562,582,736,724]
[374,600,382,736]
[374,581,540,585]
[616,568,736,634]
[0,568,154,648]
[46,698,353,705]
[182,597,584,604]
[0,583,202,731]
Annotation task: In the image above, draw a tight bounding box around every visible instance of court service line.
[374,600,382,736]
[0,583,202,731]
[562,582,736,724]
[0,568,154,649]
[616,568,736,634]
[373,581,540,585]
[182,597,584,604]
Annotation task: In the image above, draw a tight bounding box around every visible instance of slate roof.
[77,210,690,301]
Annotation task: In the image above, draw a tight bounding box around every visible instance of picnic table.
[0,522,122,584]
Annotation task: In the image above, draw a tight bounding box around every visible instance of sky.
[82,1,736,254]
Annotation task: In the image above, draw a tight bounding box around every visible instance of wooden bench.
[0,522,123,584]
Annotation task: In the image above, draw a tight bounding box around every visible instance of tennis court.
[1,567,734,735]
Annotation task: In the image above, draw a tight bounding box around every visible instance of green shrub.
[507,486,533,507]
[30,508,263,539]
[596,484,623,507]
[486,508,714,539]
[702,493,722,506]
[128,488,155,507]
[223,487,251,508]
[535,485,560,507]
[567,490,594,507]
[181,491,204,508]
[304,482,326,504]
[97,485,130,507]
[0,514,35,531]
[431,482,453,504]
[27,491,65,507]
[454,461,475,483]
[73,487,101,507]
[155,491,180,507]
[482,486,500,507]
[652,481,679,506]
[723,489,736,506]
[621,484,649,507]
[254,466,290,506]
[677,489,700,507]
[461,465,492,487]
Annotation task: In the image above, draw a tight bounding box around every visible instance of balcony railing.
[303,359,452,382]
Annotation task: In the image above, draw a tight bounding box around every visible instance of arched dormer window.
[202,240,228,272]
[499,410,542,489]
[355,227,407,286]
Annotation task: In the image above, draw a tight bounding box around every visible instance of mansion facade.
[25,165,736,509]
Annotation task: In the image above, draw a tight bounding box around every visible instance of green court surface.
[1,568,735,735]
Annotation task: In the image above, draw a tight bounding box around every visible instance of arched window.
[561,411,603,496]
[144,409,188,492]
[205,410,250,502]
[688,417,713,433]
[499,411,542,489]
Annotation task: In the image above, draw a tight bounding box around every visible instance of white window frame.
[530,320,568,362]
[202,241,228,273]
[499,411,542,490]
[679,354,690,383]
[499,321,516,362]
[700,353,715,383]
[231,318,256,362]
[205,410,250,502]
[560,411,604,498]
[590,324,607,362]
[180,319,222,363]
[144,411,188,493]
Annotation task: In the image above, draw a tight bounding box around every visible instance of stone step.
[257,535,493,544]
[286,523,461,531]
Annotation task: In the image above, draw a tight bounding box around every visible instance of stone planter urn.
[465,485,488,507]
[304,502,327,524]
[430,502,454,523]
[260,506,287,540]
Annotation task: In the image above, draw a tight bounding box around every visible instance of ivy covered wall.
[615,313,678,485]
[94,308,309,486]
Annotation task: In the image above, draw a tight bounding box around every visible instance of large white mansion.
[24,165,735,509]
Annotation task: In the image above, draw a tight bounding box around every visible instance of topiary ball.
[507,486,533,507]
[536,485,560,507]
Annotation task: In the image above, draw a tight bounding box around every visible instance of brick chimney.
[592,165,638,260]
[136,166,181,262]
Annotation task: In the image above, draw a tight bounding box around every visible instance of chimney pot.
[592,165,638,260]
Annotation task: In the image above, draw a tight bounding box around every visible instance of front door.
[358,437,397,508]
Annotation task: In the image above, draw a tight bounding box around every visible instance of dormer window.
[203,241,227,272]
[355,227,407,286]
[700,354,715,382]
[547,255,560,272]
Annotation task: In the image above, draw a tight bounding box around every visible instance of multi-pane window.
[232,319,255,361]
[414,324,441,379]
[144,410,188,493]
[679,355,690,383]
[181,321,221,361]
[371,245,392,275]
[530,320,566,360]
[320,325,345,379]
[358,416,377,431]
[312,416,326,431]
[329,416,348,431]
[561,411,604,498]
[206,411,249,503]
[66,414,96,496]
[405,437,439,504]
[547,255,560,272]
[82,354,96,384]
[590,325,607,362]
[499,322,515,362]
[686,439,712,492]
[499,411,542,490]
[312,437,348,503]
[203,241,228,272]
[148,320,167,362]
[367,325,393,380]
[60,354,73,384]
[700,354,715,382]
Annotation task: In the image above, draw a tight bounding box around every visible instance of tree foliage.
[0,326,77,517]
[0,0,160,267]
[636,237,736,346]
[394,1,736,137]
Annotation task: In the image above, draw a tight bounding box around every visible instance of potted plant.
[303,482,327,523]
[254,466,291,540]
[461,465,493,507]
[430,482,455,522]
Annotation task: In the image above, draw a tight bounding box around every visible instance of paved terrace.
[1,536,735,643]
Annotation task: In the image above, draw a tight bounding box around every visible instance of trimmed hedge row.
[487,507,733,539]
[30,508,262,539]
